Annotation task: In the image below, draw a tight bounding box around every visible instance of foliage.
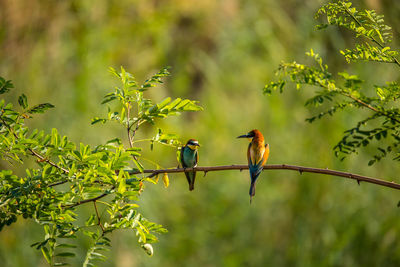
[265,0,400,165]
[2,0,400,266]
[0,67,202,266]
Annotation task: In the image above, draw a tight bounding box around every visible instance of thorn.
[299,170,303,175]
[203,171,208,177]
[357,179,360,185]
[240,169,243,172]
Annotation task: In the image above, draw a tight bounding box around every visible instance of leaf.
[0,77,13,94]
[85,215,96,226]
[132,158,144,173]
[41,247,52,264]
[162,173,169,188]
[91,117,107,125]
[27,103,55,114]
[56,252,75,257]
[56,243,77,249]
[106,138,122,145]
[118,175,127,194]
[101,96,117,104]
[18,94,28,109]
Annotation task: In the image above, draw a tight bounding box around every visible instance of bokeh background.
[1,0,400,266]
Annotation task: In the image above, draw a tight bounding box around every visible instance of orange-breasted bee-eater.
[180,139,200,191]
[238,129,269,203]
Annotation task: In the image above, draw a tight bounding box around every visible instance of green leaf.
[91,117,107,125]
[118,173,127,194]
[132,158,144,173]
[18,94,28,109]
[27,103,55,114]
[101,96,117,104]
[41,247,52,264]
[56,252,75,257]
[56,243,77,249]
[85,215,96,226]
[0,77,13,94]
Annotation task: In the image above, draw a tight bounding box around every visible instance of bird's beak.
[195,143,200,147]
[237,134,250,139]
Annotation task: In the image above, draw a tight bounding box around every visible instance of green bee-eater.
[180,139,200,191]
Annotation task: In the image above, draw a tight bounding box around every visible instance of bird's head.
[186,139,200,150]
[237,129,262,140]
[237,129,256,139]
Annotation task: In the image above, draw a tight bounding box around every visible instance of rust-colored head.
[237,129,264,140]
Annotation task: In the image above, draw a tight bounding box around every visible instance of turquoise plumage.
[180,139,200,191]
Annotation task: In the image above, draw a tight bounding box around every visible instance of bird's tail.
[186,171,196,191]
[189,180,195,191]
[249,182,256,204]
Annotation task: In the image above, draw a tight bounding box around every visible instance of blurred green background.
[1,0,400,266]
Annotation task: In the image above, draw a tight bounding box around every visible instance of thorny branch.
[128,164,400,190]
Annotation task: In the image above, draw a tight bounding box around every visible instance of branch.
[93,201,105,233]
[343,92,400,124]
[127,164,400,190]
[63,189,112,209]
[342,3,400,68]
[0,115,69,174]
[59,163,399,209]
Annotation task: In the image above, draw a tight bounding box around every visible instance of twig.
[126,103,133,148]
[0,116,69,173]
[343,92,400,124]
[93,201,105,233]
[342,3,400,68]
[63,188,113,209]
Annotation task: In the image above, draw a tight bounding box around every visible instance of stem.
[93,201,105,233]
[127,164,400,191]
[313,80,400,124]
[63,188,113,209]
[342,92,400,124]
[126,103,133,148]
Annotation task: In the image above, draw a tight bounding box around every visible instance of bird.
[180,139,200,191]
[237,129,269,203]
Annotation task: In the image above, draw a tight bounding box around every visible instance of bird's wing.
[262,143,270,166]
[180,146,187,167]
[247,143,252,166]
[249,142,270,180]
[195,149,199,167]
[252,144,265,166]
